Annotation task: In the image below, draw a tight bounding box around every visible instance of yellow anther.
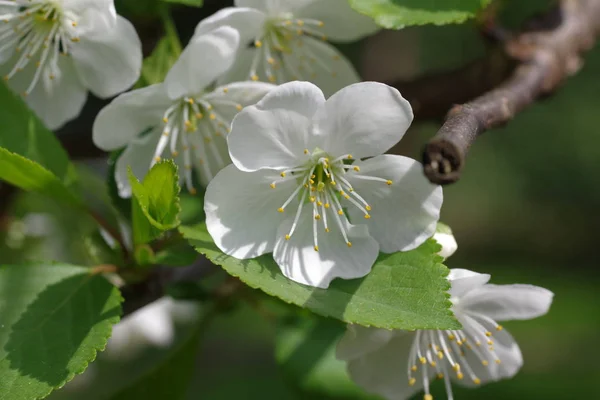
[209,113,216,120]
[476,340,482,346]
[473,378,481,385]
[353,166,360,172]
[254,40,262,48]
[457,372,464,380]
[72,21,78,27]
[453,364,461,372]
[347,242,352,248]
[330,181,336,186]
[338,210,344,216]
[309,197,316,203]
[280,172,286,178]
[185,120,192,127]
[154,156,161,162]
[172,151,179,157]
[437,351,444,359]
[297,20,305,26]
[325,228,330,233]
[187,98,195,104]
[487,340,493,345]
[303,149,309,155]
[411,365,417,372]
[268,75,276,83]
[284,20,292,26]
[318,21,325,27]
[321,35,327,41]
[424,395,433,400]
[365,205,372,212]
[285,234,291,240]
[162,131,169,137]
[364,214,371,219]
[332,54,340,61]
[419,357,427,365]
[71,37,80,42]
[278,207,284,213]
[314,246,319,252]
[386,180,393,185]
[408,378,416,386]
[325,203,330,209]
[347,155,353,159]
[162,117,168,123]
[222,87,229,94]
[314,214,321,220]
[196,112,204,119]
[251,74,259,81]
[317,201,323,206]
[485,331,492,337]
[437,373,444,380]
[296,29,303,35]
[495,359,502,365]
[496,325,503,331]
[189,188,197,195]
[482,360,489,366]
[456,340,463,346]
[270,183,276,189]
[448,334,456,341]
[236,104,243,111]
[429,361,436,367]
[267,57,275,65]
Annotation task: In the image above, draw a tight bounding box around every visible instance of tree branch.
[421,0,600,185]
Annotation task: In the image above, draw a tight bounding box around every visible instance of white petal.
[297,0,380,42]
[433,231,458,259]
[313,82,413,159]
[205,166,291,259]
[66,0,117,37]
[165,26,240,100]
[114,128,162,198]
[461,284,554,322]
[345,155,443,253]
[273,207,379,288]
[235,0,315,13]
[194,7,265,44]
[71,16,142,98]
[336,325,394,361]
[228,81,325,171]
[93,84,171,151]
[345,331,423,400]
[5,55,87,130]
[448,268,491,298]
[287,38,361,98]
[209,81,276,109]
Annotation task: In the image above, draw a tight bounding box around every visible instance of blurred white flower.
[205,81,442,288]
[194,0,379,96]
[337,269,554,400]
[93,26,274,197]
[433,225,458,259]
[0,0,142,129]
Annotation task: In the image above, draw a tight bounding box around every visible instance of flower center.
[151,89,243,193]
[0,0,80,96]
[406,313,505,400]
[248,16,340,84]
[271,149,392,252]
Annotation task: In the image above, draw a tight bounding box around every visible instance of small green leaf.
[348,0,493,28]
[137,37,181,88]
[163,0,204,7]
[129,160,181,245]
[276,315,377,399]
[0,263,122,400]
[181,223,459,330]
[0,147,82,208]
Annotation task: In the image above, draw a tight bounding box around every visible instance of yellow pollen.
[453,364,461,372]
[189,188,197,195]
[314,214,321,220]
[251,74,259,81]
[353,166,360,172]
[497,325,504,331]
[337,210,343,215]
[437,373,444,380]
[209,113,216,120]
[347,242,352,248]
[268,75,276,83]
[309,196,316,202]
[365,205,372,211]
[487,340,494,345]
[408,378,416,386]
[254,40,262,48]
[457,372,464,380]
[280,172,286,177]
[473,378,481,385]
[172,151,179,157]
[303,149,309,154]
[196,113,204,119]
[187,98,195,104]
[314,246,319,252]
[297,20,305,27]
[424,395,433,400]
[429,361,436,367]
[482,360,489,366]
[476,340,482,346]
[222,88,229,94]
[364,214,371,219]
[386,180,393,185]
[318,21,325,27]
[411,365,417,372]
[347,155,353,159]
[162,131,169,137]
[330,181,336,186]
[448,334,456,341]
[72,21,77,27]
[317,201,323,206]
[267,57,275,65]
[278,208,284,213]
[270,183,276,189]
[419,357,426,365]
[71,37,80,42]
[285,234,291,240]
[154,156,161,162]
[325,203,330,208]
[325,228,330,233]
[162,117,168,123]
[236,104,243,111]
[495,359,502,365]
[437,351,444,359]
[485,331,492,337]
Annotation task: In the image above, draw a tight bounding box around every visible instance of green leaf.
[129,160,181,245]
[0,147,82,208]
[180,223,459,330]
[137,37,181,88]
[110,322,202,400]
[276,315,377,399]
[348,0,493,28]
[0,82,74,182]
[0,263,122,400]
[163,0,204,7]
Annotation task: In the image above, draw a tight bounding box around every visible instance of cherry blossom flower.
[93,26,274,197]
[204,81,443,288]
[0,0,142,129]
[434,225,458,259]
[194,0,379,96]
[337,269,554,400]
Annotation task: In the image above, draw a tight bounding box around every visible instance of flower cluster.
[13,2,556,399]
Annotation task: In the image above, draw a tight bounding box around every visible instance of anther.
[386,180,393,185]
[196,113,204,119]
[424,395,433,400]
[314,214,321,220]
[496,325,504,331]
[280,172,286,178]
[154,156,161,162]
[278,207,284,213]
[437,351,444,359]
[325,228,330,233]
[254,40,262,48]
[419,357,427,365]
[236,104,243,111]
[162,117,168,123]
[408,378,416,386]
[172,151,179,157]
[485,331,492,337]
[285,234,291,240]
[303,149,309,155]
[365,205,372,211]
[495,359,502,364]
[437,373,444,380]
[482,360,489,366]
[337,210,343,215]
[189,188,197,195]
[364,214,371,219]
[324,203,330,208]
[457,372,464,380]
[309,196,316,202]
[314,246,319,252]
[411,365,417,372]
[209,113,216,120]
[347,242,352,248]
[473,378,481,385]
[353,166,360,172]
[270,183,276,189]
[251,74,259,81]
[453,364,461,372]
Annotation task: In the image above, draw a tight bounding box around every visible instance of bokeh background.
[1,1,598,399]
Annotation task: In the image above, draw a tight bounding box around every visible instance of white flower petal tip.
[207,81,440,288]
[337,269,554,400]
[433,231,458,259]
[203,2,375,95]
[0,1,141,129]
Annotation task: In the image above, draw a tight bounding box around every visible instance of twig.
[422,0,600,185]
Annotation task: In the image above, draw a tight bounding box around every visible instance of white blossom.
[204,81,442,288]
[433,227,458,259]
[92,26,275,197]
[0,0,142,129]
[193,0,379,96]
[337,269,554,400]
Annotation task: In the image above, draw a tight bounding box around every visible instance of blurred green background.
[1,0,599,399]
